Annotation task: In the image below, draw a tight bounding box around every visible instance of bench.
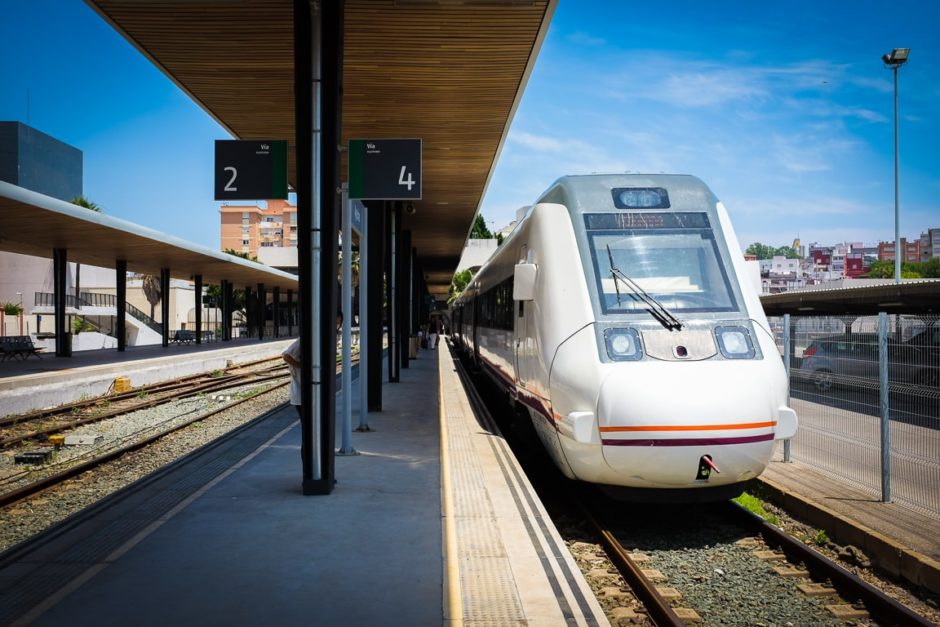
[172,329,197,344]
[0,336,43,361]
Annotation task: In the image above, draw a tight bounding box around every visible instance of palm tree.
[69,196,102,308]
[141,274,162,320]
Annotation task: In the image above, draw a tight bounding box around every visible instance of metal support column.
[257,283,265,340]
[357,202,373,427]
[53,248,70,357]
[287,289,294,336]
[878,312,892,502]
[388,203,400,382]
[338,185,358,455]
[273,286,281,338]
[222,280,232,341]
[194,274,203,344]
[116,259,127,352]
[295,0,342,495]
[782,313,791,462]
[400,229,412,369]
[160,268,170,347]
[367,200,384,410]
[244,286,253,339]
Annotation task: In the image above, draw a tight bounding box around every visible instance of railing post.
[783,313,792,463]
[878,311,891,503]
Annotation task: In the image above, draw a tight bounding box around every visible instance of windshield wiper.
[606,245,682,331]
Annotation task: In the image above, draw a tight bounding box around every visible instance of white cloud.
[567,31,605,47]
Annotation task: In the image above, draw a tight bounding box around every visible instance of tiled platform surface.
[0,341,608,626]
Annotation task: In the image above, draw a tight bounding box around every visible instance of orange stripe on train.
[599,420,777,433]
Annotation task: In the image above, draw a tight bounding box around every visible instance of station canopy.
[0,181,299,290]
[87,0,557,297]
[760,279,940,317]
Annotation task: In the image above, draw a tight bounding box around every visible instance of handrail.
[34,292,164,335]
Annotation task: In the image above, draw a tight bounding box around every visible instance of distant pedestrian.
[282,338,305,460]
[428,316,443,349]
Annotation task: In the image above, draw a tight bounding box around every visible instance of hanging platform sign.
[215,140,288,200]
[348,139,421,200]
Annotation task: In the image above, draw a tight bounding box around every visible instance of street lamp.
[882,47,909,284]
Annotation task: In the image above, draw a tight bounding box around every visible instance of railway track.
[0,358,288,448]
[455,351,936,626]
[0,358,292,508]
[576,493,932,626]
[0,380,288,509]
[0,353,361,512]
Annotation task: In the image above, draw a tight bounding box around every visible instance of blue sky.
[1,1,937,253]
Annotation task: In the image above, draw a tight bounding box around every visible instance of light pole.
[882,47,909,284]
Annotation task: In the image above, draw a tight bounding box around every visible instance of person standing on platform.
[428,315,443,350]
[282,338,304,459]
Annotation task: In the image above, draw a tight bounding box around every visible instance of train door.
[514,245,530,388]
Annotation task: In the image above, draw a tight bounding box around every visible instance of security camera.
[405,203,416,215]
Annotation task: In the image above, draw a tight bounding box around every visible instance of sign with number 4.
[348,139,422,200]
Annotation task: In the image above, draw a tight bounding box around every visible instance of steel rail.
[0,368,289,448]
[729,503,933,627]
[573,495,685,627]
[0,381,289,509]
[0,355,286,427]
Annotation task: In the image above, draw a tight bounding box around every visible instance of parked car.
[798,329,939,392]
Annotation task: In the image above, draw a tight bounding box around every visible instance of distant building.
[455,239,498,273]
[920,228,940,261]
[759,255,804,294]
[878,238,920,263]
[0,121,82,202]
[220,199,297,268]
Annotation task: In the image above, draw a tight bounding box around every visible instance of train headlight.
[716,326,755,359]
[604,328,642,361]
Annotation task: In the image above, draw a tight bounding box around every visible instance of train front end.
[547,175,796,499]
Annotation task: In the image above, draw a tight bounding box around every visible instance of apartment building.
[920,228,940,261]
[220,199,297,258]
[878,238,921,263]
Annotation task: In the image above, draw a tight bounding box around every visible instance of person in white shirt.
[282,338,305,460]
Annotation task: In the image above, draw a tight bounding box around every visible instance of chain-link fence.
[770,314,940,517]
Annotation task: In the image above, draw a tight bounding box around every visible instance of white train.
[452,174,797,500]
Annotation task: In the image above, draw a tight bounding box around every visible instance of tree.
[470,214,493,239]
[745,242,776,260]
[866,260,923,279]
[141,274,162,320]
[69,196,102,306]
[773,246,801,259]
[922,257,940,278]
[224,248,259,262]
[448,268,475,303]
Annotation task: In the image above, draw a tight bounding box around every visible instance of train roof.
[537,173,718,212]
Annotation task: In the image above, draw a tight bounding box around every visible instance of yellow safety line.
[439,345,464,626]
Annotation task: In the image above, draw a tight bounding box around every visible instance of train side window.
[518,301,524,317]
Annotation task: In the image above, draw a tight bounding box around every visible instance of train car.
[452,174,797,500]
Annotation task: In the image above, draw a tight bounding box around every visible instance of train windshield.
[584,212,738,315]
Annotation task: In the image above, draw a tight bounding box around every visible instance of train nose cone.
[596,361,779,488]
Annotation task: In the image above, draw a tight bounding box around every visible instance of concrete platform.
[0,341,608,626]
[0,337,295,416]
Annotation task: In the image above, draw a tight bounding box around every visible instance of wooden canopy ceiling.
[87,0,555,296]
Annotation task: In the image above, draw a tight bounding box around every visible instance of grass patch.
[733,491,779,525]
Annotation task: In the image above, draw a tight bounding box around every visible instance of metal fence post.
[783,314,792,462]
[878,312,891,503]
